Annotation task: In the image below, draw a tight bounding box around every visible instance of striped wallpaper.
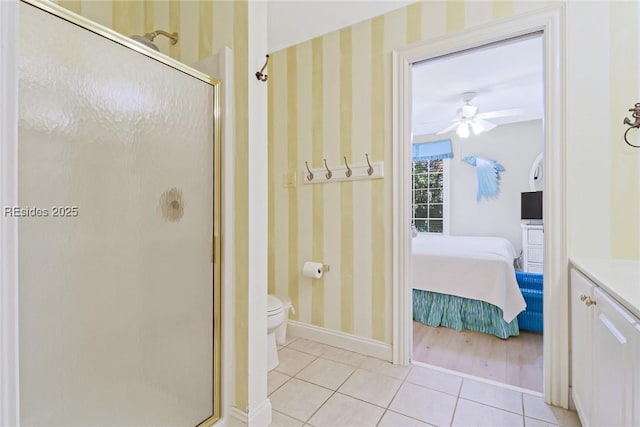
[54,0,252,410]
[268,0,640,346]
[609,0,639,258]
[55,0,236,66]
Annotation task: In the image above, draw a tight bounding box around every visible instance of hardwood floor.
[412,321,543,392]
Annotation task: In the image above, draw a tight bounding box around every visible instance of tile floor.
[268,337,581,427]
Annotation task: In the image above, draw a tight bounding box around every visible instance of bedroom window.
[412,139,452,233]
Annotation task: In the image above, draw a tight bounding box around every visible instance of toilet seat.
[267,294,283,315]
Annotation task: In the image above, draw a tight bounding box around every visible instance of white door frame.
[0,0,20,425]
[392,5,568,407]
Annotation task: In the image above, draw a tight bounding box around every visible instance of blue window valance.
[412,139,453,162]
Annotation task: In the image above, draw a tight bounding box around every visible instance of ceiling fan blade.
[474,118,497,132]
[415,117,458,126]
[437,122,460,135]
[476,108,524,119]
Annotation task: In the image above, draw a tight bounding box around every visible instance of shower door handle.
[211,235,219,264]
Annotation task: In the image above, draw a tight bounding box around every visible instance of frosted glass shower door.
[18,2,218,426]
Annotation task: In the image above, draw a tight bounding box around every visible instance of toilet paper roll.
[302,261,324,279]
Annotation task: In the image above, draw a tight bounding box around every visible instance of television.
[521,191,543,220]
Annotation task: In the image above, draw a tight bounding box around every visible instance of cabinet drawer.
[527,263,544,274]
[527,228,544,245]
[528,246,544,263]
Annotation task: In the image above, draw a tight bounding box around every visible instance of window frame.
[411,157,450,234]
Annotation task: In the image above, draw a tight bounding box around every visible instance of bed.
[412,233,526,339]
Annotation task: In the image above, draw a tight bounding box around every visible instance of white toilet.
[267,294,285,371]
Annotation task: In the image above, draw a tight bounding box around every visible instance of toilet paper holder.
[302,262,330,279]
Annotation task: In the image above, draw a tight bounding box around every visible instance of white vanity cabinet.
[570,267,640,427]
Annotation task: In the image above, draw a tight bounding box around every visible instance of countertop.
[570,257,640,320]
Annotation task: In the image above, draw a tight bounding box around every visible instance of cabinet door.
[593,287,636,427]
[570,269,595,426]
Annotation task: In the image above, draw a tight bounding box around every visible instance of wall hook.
[343,156,352,177]
[623,102,640,147]
[255,54,269,82]
[304,161,314,181]
[365,153,374,176]
[323,159,332,179]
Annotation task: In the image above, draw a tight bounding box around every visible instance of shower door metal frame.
[0,1,20,425]
[19,1,222,424]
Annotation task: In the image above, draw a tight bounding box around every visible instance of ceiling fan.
[437,92,523,138]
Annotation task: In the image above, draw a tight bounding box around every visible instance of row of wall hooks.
[303,154,384,184]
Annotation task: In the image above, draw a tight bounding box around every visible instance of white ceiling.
[267,0,414,53]
[412,36,544,137]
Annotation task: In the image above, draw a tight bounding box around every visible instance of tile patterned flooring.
[268,337,581,427]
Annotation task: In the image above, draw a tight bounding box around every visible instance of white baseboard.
[287,321,392,361]
[228,399,272,427]
[568,386,576,411]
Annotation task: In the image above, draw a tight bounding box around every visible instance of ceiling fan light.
[456,123,470,138]
[470,121,484,135]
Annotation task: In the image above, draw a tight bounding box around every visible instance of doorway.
[409,34,544,392]
[392,6,568,406]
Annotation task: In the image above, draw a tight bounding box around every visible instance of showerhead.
[130,30,179,52]
[131,34,160,51]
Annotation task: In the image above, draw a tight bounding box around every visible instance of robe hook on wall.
[344,156,352,177]
[255,54,269,82]
[304,161,314,181]
[365,153,374,176]
[623,102,640,148]
[323,159,332,179]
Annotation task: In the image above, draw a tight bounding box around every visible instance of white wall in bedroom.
[447,119,543,255]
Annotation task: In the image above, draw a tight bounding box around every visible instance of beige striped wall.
[268,0,640,345]
[608,1,640,258]
[54,0,252,410]
[55,0,236,65]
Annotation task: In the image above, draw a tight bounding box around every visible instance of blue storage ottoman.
[516,271,543,333]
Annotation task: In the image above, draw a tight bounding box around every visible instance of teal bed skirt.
[413,289,519,339]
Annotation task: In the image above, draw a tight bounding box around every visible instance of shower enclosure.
[17,1,221,425]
